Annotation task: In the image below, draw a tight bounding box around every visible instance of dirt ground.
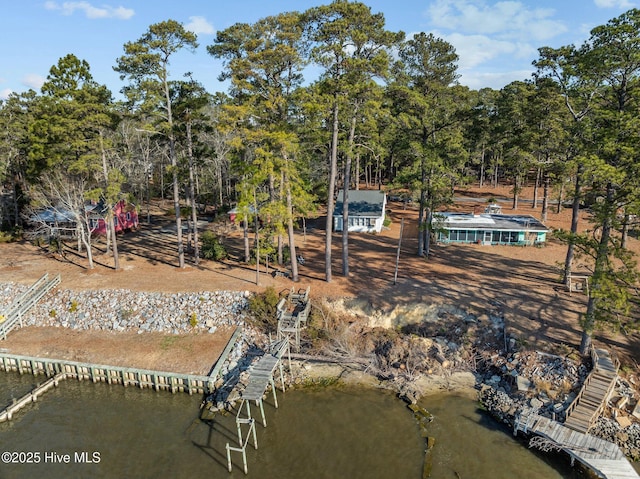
[1,185,639,372]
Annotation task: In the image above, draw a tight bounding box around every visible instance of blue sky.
[1,0,638,100]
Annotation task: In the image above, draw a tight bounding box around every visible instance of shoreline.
[2,281,639,470]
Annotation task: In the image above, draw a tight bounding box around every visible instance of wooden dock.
[565,348,619,433]
[515,410,639,478]
[226,338,291,474]
[0,372,67,422]
[513,347,638,479]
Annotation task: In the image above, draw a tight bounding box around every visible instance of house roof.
[434,213,549,232]
[30,207,77,223]
[334,190,386,217]
[30,200,135,224]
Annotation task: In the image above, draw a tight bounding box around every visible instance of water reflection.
[0,373,593,478]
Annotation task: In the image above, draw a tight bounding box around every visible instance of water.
[0,372,590,479]
[421,394,584,479]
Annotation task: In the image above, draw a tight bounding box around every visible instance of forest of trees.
[1,1,640,353]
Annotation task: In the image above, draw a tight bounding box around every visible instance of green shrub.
[69,300,78,313]
[0,231,14,243]
[247,286,280,332]
[189,312,198,328]
[201,231,228,260]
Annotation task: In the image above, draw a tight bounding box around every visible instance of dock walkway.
[226,338,291,474]
[513,347,638,479]
[515,410,638,478]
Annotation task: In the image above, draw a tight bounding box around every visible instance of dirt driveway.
[1,185,639,369]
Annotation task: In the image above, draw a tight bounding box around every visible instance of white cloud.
[1,89,13,101]
[459,69,533,90]
[427,0,566,42]
[185,16,215,35]
[593,0,634,7]
[22,74,46,91]
[44,1,134,20]
[438,32,536,70]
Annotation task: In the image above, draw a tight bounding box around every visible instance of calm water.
[0,372,591,479]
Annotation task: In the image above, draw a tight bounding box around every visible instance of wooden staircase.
[564,348,619,433]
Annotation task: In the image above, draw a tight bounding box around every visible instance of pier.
[0,372,67,422]
[514,348,638,479]
[225,338,291,474]
[515,410,639,478]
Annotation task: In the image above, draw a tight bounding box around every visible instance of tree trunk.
[532,166,541,209]
[100,133,119,271]
[217,163,224,208]
[325,97,339,283]
[580,182,615,355]
[417,163,426,257]
[107,213,119,271]
[556,180,564,214]
[164,76,184,268]
[417,194,426,257]
[79,216,94,269]
[254,192,260,286]
[243,215,250,263]
[12,180,20,227]
[285,174,299,282]
[563,165,583,286]
[621,213,629,249]
[186,119,200,265]
[479,145,485,188]
[424,205,432,258]
[541,174,550,223]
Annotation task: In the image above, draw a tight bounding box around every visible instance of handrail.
[207,326,242,380]
[0,273,60,339]
[564,370,593,420]
[565,345,618,428]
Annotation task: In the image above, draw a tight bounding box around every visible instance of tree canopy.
[1,4,639,353]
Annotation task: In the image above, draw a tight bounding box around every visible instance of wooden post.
[226,443,232,472]
[257,398,267,427]
[394,218,404,285]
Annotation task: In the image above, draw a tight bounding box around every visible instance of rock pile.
[478,349,640,461]
[591,416,640,460]
[0,282,251,335]
[478,350,589,418]
[478,384,520,427]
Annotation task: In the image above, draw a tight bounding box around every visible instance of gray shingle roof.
[334,190,386,217]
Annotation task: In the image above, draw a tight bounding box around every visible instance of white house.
[333,190,387,233]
